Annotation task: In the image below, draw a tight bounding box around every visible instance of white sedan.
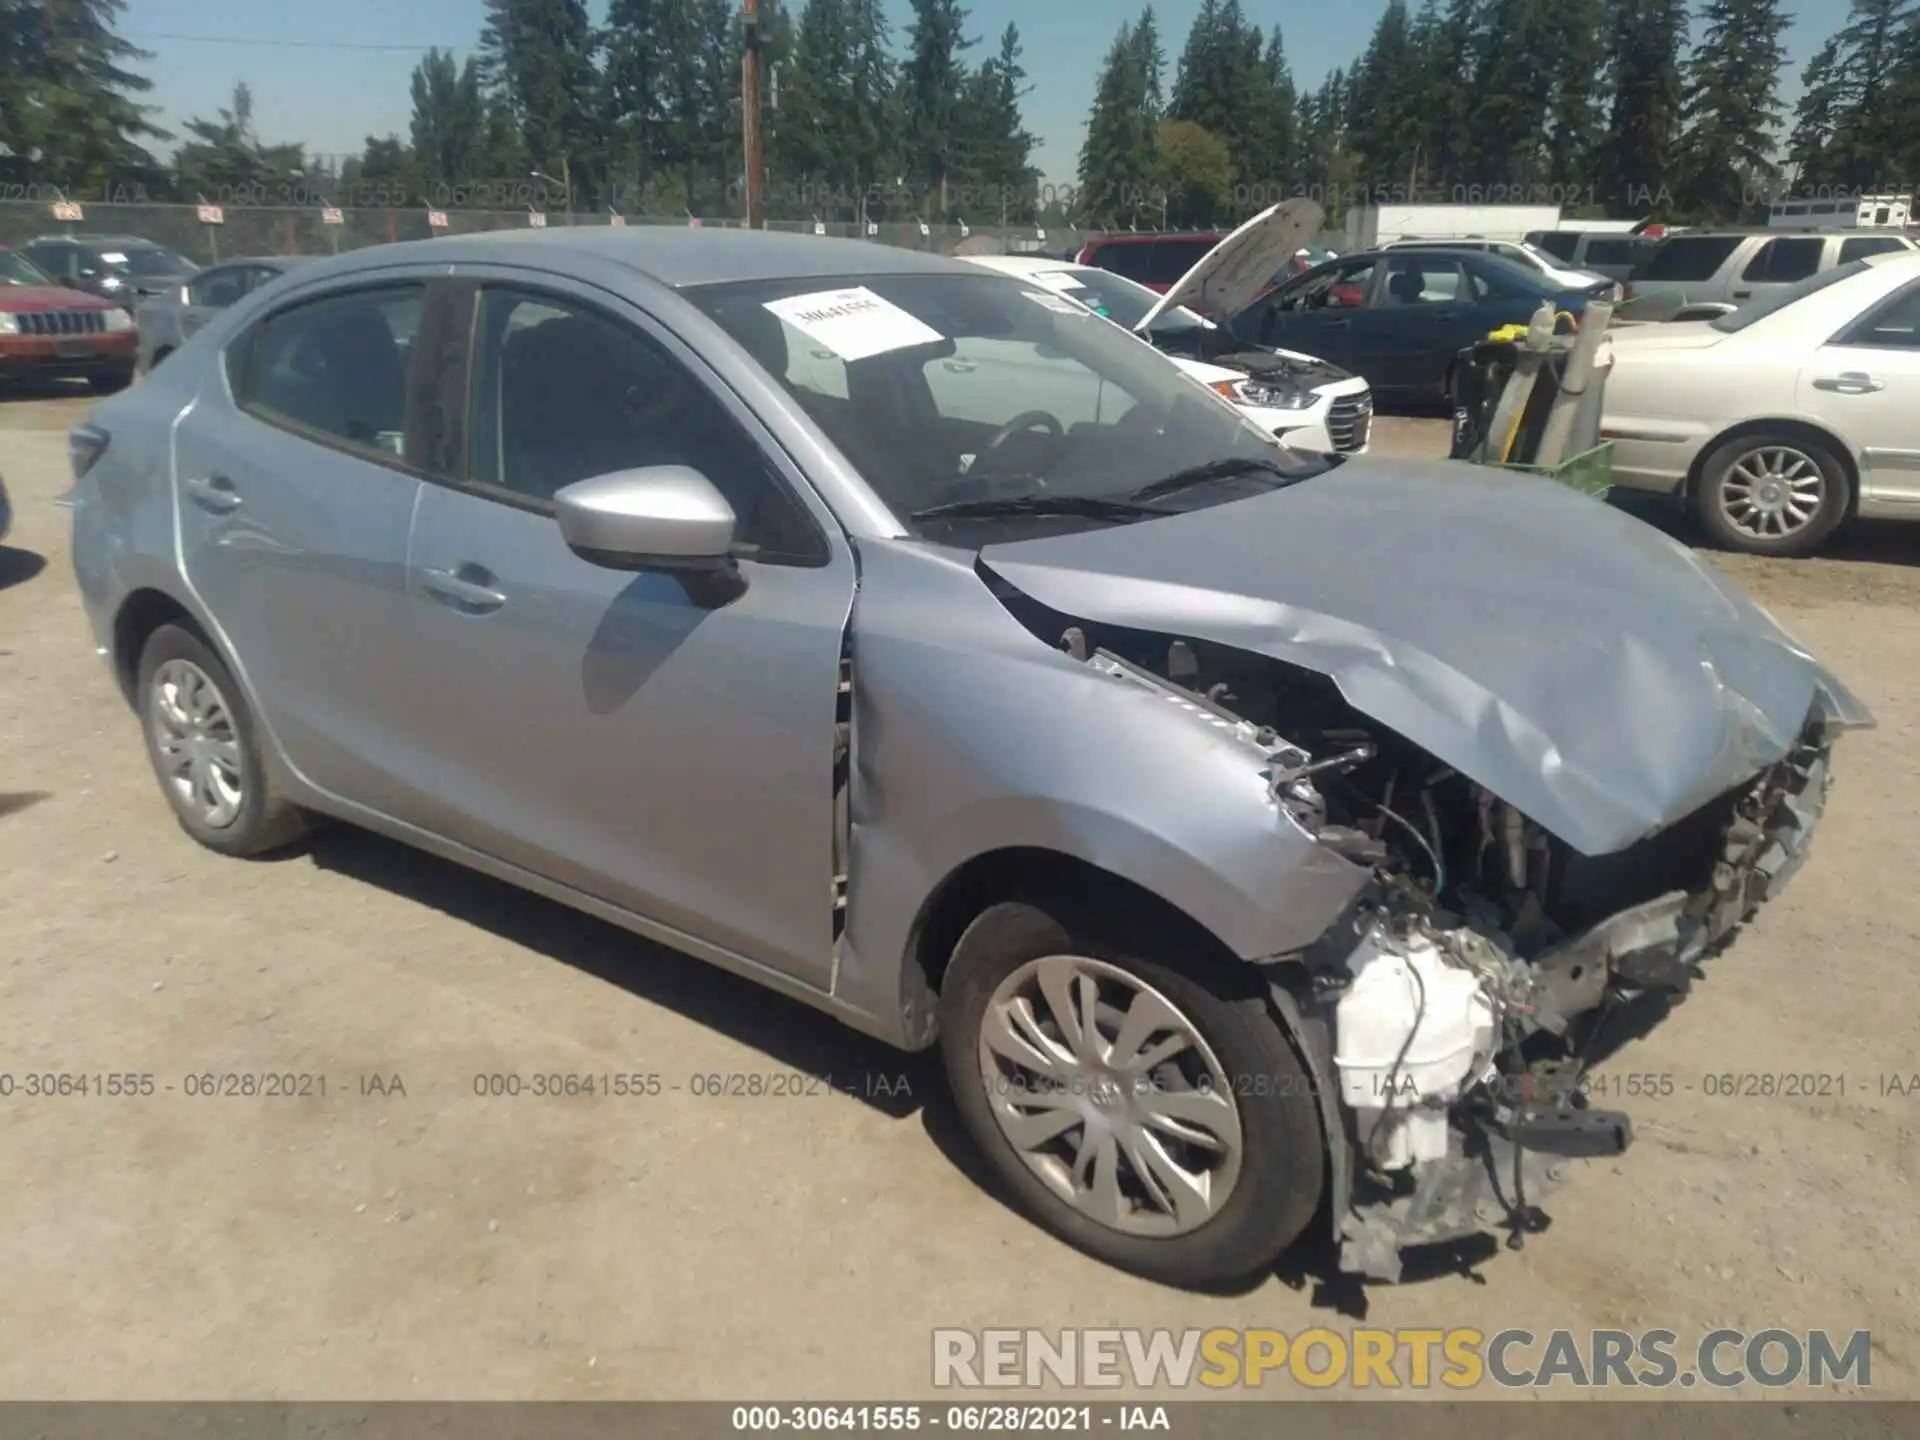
[960,255,1373,454]
[1604,250,1920,555]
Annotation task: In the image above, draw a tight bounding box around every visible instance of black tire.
[1692,429,1851,557]
[136,622,308,857]
[88,367,133,395]
[938,901,1326,1290]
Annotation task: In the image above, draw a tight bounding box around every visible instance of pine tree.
[1543,0,1607,190]
[1346,0,1420,187]
[1675,0,1791,220]
[1424,0,1481,187]
[1598,0,1690,213]
[172,82,306,198]
[479,0,599,183]
[1469,0,1560,188]
[1815,0,1920,188]
[1245,26,1296,190]
[1787,37,1847,182]
[1077,11,1162,226]
[409,51,487,188]
[901,0,977,217]
[955,24,1039,221]
[601,0,671,203]
[0,0,166,190]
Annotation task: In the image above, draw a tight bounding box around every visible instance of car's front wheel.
[939,901,1325,1289]
[137,623,307,856]
[1693,430,1851,557]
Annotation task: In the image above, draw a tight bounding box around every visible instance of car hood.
[976,461,1872,856]
[0,285,116,312]
[1138,199,1325,330]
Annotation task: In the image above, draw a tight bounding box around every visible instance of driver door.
[1233,259,1373,371]
[395,277,856,988]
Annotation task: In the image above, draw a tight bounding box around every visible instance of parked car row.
[65,212,1870,1291]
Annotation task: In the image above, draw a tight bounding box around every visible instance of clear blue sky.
[125,0,1856,190]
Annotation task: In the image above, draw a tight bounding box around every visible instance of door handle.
[942,358,977,373]
[420,565,507,613]
[1324,318,1351,328]
[1813,372,1884,394]
[1732,289,1752,299]
[182,473,242,514]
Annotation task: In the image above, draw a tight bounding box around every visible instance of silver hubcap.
[149,659,244,828]
[978,955,1244,1237]
[1719,446,1825,539]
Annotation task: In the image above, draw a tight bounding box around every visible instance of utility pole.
[741,0,765,229]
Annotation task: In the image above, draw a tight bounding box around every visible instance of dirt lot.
[1,391,1916,1401]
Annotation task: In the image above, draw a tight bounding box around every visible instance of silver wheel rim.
[1718,446,1825,540]
[978,955,1244,1237]
[149,659,245,828]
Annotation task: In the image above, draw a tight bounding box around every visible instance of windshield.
[1026,266,1208,335]
[686,271,1331,542]
[103,245,195,277]
[0,251,55,286]
[1710,261,1868,333]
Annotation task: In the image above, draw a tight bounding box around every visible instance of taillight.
[69,424,110,479]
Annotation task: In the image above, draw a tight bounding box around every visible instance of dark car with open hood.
[69,222,1871,1290]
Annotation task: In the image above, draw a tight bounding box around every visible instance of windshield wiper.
[908,494,1172,522]
[1124,455,1308,504]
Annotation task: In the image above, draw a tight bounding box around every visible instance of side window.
[236,285,423,460]
[467,287,824,564]
[1534,232,1578,261]
[1144,240,1214,287]
[1282,260,1375,312]
[1381,257,1465,306]
[190,268,249,308]
[1583,238,1641,267]
[1742,237,1822,283]
[1839,236,1908,263]
[1836,282,1920,349]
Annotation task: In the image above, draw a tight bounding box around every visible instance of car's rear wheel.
[938,901,1325,1289]
[1693,430,1850,557]
[137,623,307,856]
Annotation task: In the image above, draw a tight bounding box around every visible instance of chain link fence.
[0,201,1103,264]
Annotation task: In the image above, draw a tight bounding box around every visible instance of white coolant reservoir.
[1333,928,1497,1170]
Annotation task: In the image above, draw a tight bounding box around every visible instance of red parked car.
[1074,233,1227,296]
[0,246,138,392]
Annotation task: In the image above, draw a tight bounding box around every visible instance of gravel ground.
[1,387,1916,1400]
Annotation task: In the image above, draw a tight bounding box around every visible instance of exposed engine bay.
[997,579,1837,1280]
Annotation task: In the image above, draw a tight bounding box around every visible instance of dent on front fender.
[833,539,1370,1041]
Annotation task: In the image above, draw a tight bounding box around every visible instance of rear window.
[1141,238,1220,286]
[1085,242,1156,283]
[1839,236,1910,263]
[1638,235,1741,281]
[1583,237,1650,266]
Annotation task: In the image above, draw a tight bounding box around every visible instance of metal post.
[742,0,764,229]
[562,156,574,226]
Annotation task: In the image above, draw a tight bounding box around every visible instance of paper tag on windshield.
[763,286,942,362]
[1028,270,1085,292]
[99,252,128,264]
[1023,291,1083,314]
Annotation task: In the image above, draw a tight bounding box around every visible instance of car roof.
[27,233,172,246]
[958,255,1082,274]
[1656,227,1901,239]
[1863,249,1920,268]
[1084,233,1225,246]
[292,226,967,290]
[204,255,316,269]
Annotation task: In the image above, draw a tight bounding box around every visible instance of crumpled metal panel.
[977,462,1873,857]
[829,538,1374,1039]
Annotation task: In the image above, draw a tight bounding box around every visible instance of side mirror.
[553,466,747,605]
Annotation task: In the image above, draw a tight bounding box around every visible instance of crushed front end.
[1011,594,1857,1281]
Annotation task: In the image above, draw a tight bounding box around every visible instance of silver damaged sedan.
[67,229,1872,1288]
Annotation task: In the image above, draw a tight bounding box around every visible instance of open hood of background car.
[976,462,1872,857]
[1136,199,1325,332]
